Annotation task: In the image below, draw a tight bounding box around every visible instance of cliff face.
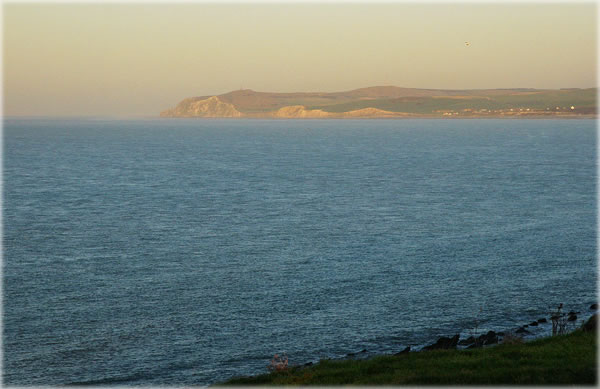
[342,107,410,117]
[160,96,242,118]
[159,98,411,118]
[270,105,332,118]
[268,106,409,118]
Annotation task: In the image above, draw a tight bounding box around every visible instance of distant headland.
[160,86,597,119]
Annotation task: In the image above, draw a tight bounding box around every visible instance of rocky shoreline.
[302,303,598,368]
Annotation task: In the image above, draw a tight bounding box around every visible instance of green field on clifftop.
[309,88,597,114]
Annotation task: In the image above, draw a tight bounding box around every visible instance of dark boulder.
[423,334,460,351]
[582,314,597,332]
[394,346,411,356]
[590,303,598,310]
[460,332,498,349]
[529,321,538,326]
[568,314,577,322]
[481,331,498,345]
[516,327,531,334]
[537,318,547,323]
[458,336,475,346]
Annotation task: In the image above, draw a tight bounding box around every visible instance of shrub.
[469,307,484,347]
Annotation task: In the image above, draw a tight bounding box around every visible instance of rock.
[423,334,460,351]
[458,336,475,346]
[523,324,528,328]
[497,332,505,336]
[590,303,598,310]
[304,362,313,367]
[483,337,497,345]
[394,346,411,356]
[582,314,597,332]
[481,331,498,345]
[516,327,531,334]
[568,314,577,322]
[529,321,538,326]
[537,318,547,323]
[360,349,367,353]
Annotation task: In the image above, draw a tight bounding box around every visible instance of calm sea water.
[3,118,597,385]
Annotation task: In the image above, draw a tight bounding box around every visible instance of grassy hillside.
[221,329,597,385]
[310,88,597,114]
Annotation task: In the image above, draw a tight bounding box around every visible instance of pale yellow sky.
[3,3,597,117]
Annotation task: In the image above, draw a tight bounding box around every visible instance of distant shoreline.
[160,86,597,119]
[3,115,597,121]
[159,114,598,120]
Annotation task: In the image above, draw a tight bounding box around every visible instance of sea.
[3,118,597,385]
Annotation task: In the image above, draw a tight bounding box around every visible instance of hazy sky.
[4,3,597,117]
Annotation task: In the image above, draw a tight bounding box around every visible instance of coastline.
[220,305,598,385]
[221,327,597,385]
[312,304,599,361]
[160,87,598,120]
[159,114,598,120]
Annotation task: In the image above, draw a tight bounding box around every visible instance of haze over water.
[3,118,596,385]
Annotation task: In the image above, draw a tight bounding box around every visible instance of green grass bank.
[221,329,597,385]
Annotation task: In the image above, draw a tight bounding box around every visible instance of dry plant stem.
[551,304,568,336]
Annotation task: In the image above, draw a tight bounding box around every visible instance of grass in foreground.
[221,330,597,385]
